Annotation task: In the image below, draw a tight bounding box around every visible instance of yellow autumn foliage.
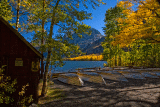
[66,54,103,61]
[113,0,160,47]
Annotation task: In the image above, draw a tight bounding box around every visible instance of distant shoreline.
[63,60,105,61]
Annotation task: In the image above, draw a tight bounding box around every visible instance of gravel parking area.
[39,78,160,107]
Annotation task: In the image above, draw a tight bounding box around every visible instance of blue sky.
[82,0,118,35]
[22,0,119,42]
[82,0,139,36]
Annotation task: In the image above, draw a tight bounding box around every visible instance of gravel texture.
[39,78,160,107]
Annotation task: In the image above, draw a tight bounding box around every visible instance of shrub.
[0,65,33,107]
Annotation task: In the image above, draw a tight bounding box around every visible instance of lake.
[49,61,107,73]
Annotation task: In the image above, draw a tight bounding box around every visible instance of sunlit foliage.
[1,0,106,97]
[0,66,16,104]
[66,54,103,61]
[102,2,127,67]
[113,0,160,47]
[102,0,160,67]
[0,0,13,21]
[0,66,33,106]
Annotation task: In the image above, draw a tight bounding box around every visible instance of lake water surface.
[50,61,107,73]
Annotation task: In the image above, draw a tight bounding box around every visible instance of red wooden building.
[0,16,43,105]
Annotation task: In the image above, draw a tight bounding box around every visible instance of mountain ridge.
[64,28,105,54]
[33,28,105,58]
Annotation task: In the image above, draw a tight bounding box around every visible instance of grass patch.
[38,80,65,105]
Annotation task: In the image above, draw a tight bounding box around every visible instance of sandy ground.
[39,78,160,107]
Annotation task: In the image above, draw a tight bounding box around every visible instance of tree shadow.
[39,78,160,107]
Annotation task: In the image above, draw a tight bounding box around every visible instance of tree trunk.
[152,44,156,67]
[41,0,60,97]
[118,45,121,66]
[40,59,44,79]
[40,0,45,79]
[16,0,20,31]
[119,54,121,66]
[115,56,117,67]
[48,63,52,82]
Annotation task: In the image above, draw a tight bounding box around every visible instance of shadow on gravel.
[39,78,160,107]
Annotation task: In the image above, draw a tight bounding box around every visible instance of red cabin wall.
[0,20,41,104]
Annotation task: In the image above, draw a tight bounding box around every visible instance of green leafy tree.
[111,0,160,68]
[9,0,21,30]
[0,66,16,105]
[25,0,106,96]
[1,0,29,31]
[102,5,126,67]
[9,0,30,31]
[0,0,13,21]
[0,66,33,106]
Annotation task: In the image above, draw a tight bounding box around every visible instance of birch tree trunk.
[16,0,20,31]
[40,0,45,79]
[41,0,60,96]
